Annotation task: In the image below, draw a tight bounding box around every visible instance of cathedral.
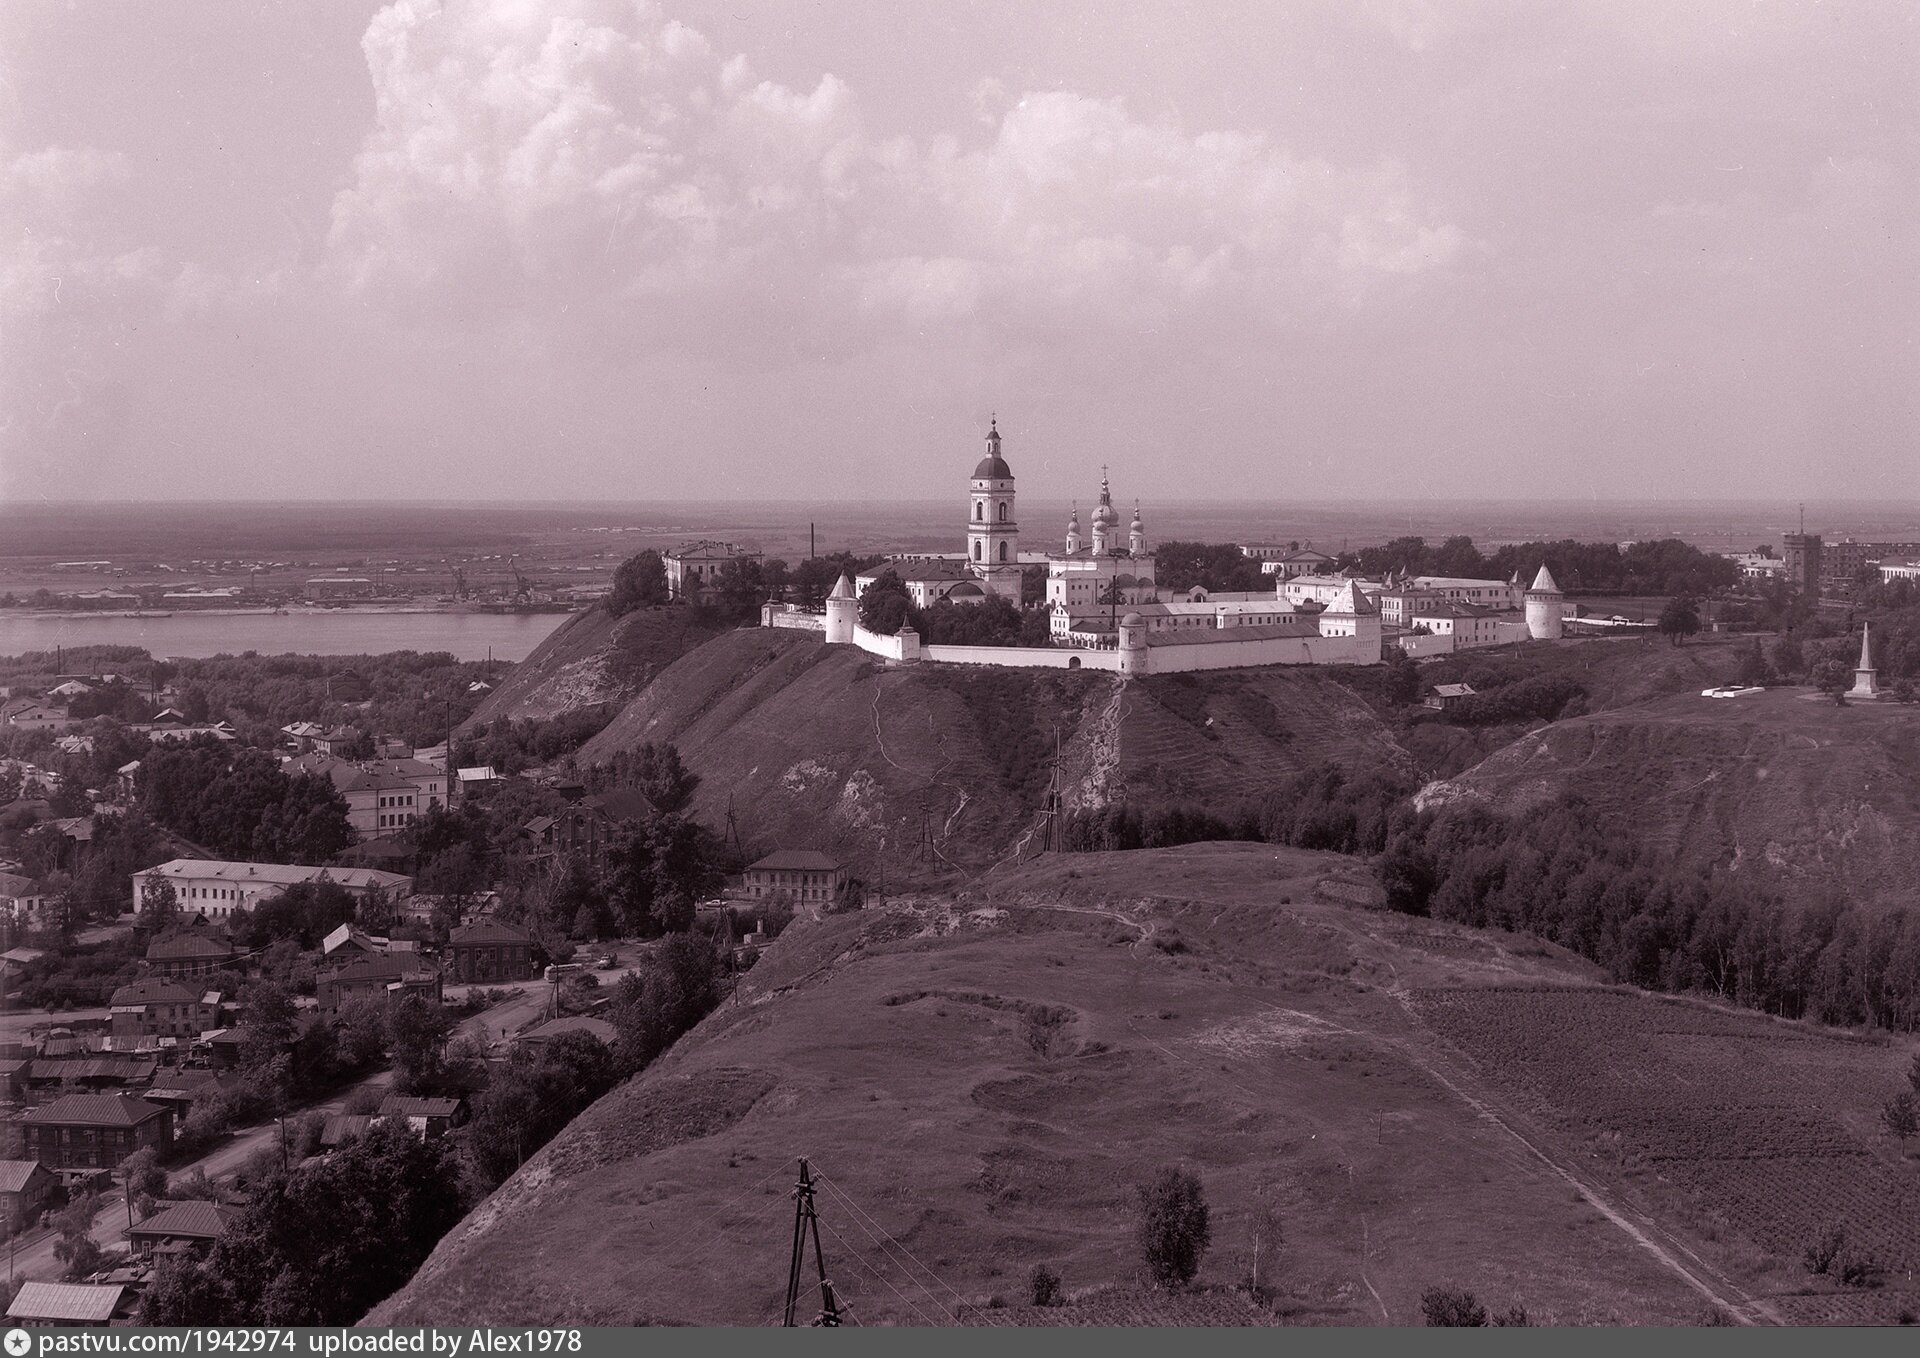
[854,419,1156,612]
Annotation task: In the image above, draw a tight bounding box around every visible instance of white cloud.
[324,0,1468,351]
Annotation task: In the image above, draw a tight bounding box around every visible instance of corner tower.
[1525,564,1564,640]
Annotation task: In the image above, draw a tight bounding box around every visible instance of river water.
[0,610,571,662]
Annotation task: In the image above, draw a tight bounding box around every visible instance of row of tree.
[1338,535,1739,597]
[1377,798,1920,1031]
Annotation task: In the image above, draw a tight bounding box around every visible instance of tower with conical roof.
[824,572,857,644]
[1065,503,1081,555]
[967,419,1019,597]
[1525,564,1564,640]
[1847,623,1883,699]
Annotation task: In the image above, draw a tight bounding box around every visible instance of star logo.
[5,1328,32,1357]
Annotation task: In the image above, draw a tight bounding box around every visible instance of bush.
[1420,1286,1488,1327]
[1805,1222,1847,1275]
[1135,1167,1211,1288]
[1028,1263,1061,1307]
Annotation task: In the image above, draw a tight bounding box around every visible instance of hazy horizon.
[4,1,1915,505]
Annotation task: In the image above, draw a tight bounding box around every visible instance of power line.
[812,1178,961,1325]
[810,1169,972,1323]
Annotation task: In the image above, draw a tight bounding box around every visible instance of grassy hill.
[571,632,1409,875]
[465,605,726,726]
[369,843,1920,1326]
[1418,686,1920,909]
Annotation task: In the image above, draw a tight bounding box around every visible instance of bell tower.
[967,417,1019,583]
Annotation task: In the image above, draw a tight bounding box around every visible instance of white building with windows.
[136,860,412,921]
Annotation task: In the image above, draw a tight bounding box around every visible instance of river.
[0,609,571,662]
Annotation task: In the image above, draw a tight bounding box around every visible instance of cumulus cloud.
[326,0,1467,354]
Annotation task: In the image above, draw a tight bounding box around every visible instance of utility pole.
[783,1158,845,1327]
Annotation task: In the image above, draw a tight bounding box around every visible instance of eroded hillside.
[466,606,726,725]
[573,631,1412,874]
[1418,688,1920,909]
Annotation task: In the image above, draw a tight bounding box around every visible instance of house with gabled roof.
[745,850,848,905]
[14,1093,173,1170]
[6,1281,132,1327]
[446,918,534,983]
[127,1198,236,1258]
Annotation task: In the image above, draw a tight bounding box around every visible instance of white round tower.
[1524,564,1564,640]
[824,572,857,644]
[1065,503,1081,555]
[1117,610,1148,675]
[1129,503,1145,557]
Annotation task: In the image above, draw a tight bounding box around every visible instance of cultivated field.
[1413,985,1920,1323]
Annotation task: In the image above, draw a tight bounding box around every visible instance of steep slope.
[466,605,726,725]
[1419,688,1920,909]
[575,632,1412,874]
[370,843,1920,1327]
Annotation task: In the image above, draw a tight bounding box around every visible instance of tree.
[1134,1166,1211,1288]
[1027,1264,1062,1307]
[632,742,698,815]
[136,870,179,931]
[607,550,669,617]
[1421,1286,1488,1326]
[121,1147,168,1216]
[1383,649,1421,706]
[337,998,389,1070]
[1657,596,1701,647]
[53,1193,106,1280]
[240,981,299,1074]
[1883,1091,1918,1146]
[1771,630,1805,678]
[1734,637,1771,688]
[1812,658,1852,705]
[388,994,456,1095]
[857,569,911,635]
[610,934,722,1076]
[161,1119,467,1325]
[1908,1051,1920,1097]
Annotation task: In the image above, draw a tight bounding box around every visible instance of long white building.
[135,859,412,921]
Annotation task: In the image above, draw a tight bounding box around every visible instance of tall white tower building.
[967,418,1022,603]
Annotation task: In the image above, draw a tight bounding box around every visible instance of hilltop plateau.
[371,844,1920,1327]
[1418,687,1920,910]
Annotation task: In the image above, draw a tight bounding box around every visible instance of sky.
[1,0,1915,506]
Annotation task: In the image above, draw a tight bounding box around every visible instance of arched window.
[1068,655,1082,669]
[973,541,982,561]
[999,542,1009,561]
[997,502,1007,522]
[974,502,983,520]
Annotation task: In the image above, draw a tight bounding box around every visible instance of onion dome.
[973,417,1013,479]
